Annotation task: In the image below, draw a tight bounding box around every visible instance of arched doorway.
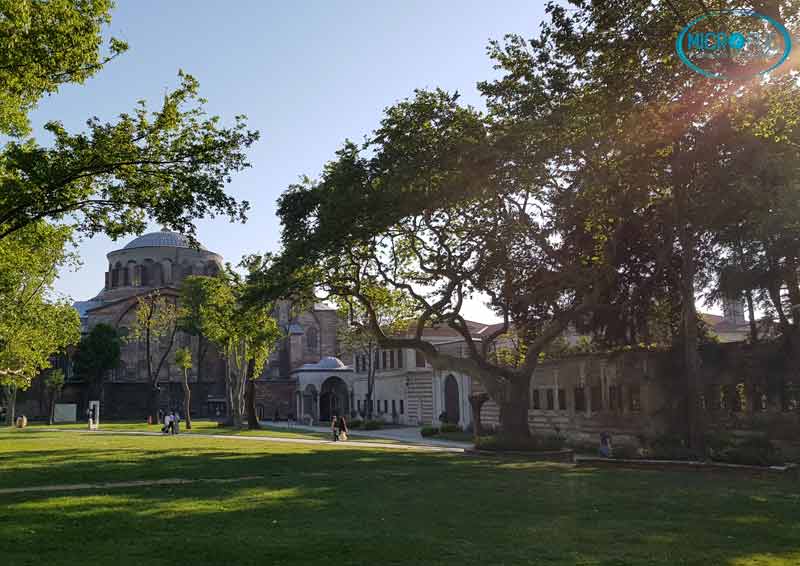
[445,375,459,424]
[320,376,349,422]
[302,384,318,421]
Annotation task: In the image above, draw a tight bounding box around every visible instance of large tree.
[128,290,179,422]
[72,322,121,403]
[258,91,622,439]
[0,0,126,137]
[334,285,414,420]
[257,2,800,444]
[0,221,80,425]
[1,3,257,246]
[191,269,281,429]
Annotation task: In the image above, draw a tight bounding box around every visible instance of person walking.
[331,413,339,441]
[162,411,173,434]
[338,415,349,441]
[172,411,180,435]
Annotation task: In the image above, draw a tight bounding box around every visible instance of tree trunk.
[469,393,489,443]
[677,201,703,454]
[246,358,260,430]
[148,385,160,424]
[745,288,758,343]
[49,394,56,426]
[498,378,530,439]
[8,385,17,426]
[182,368,192,430]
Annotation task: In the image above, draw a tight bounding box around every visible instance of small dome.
[317,357,346,369]
[123,230,205,250]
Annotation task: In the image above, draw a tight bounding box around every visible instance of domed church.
[59,228,343,421]
[70,228,228,418]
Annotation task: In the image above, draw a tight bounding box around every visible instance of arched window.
[305,326,318,351]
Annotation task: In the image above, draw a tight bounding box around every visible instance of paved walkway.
[282,423,472,449]
[41,428,467,453]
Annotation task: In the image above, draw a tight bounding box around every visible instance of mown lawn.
[1,428,798,566]
[23,419,402,444]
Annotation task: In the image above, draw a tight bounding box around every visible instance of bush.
[440,423,462,433]
[476,433,566,452]
[421,426,439,437]
[712,436,783,467]
[647,434,696,461]
[348,419,363,429]
[611,444,640,460]
[705,431,735,456]
[363,420,383,430]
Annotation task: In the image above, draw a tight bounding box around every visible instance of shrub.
[476,433,566,452]
[712,436,783,467]
[611,444,640,460]
[647,434,696,461]
[440,423,462,433]
[348,419,362,429]
[566,440,598,454]
[705,431,735,457]
[363,420,383,430]
[421,426,439,437]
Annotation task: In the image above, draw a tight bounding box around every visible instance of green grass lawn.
[25,419,402,444]
[1,428,798,566]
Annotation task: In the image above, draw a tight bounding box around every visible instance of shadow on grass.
[1,433,799,566]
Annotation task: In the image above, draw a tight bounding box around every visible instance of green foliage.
[476,433,566,452]
[174,347,192,371]
[0,222,80,388]
[646,435,697,462]
[439,423,461,433]
[611,444,640,460]
[1,72,257,244]
[44,369,65,393]
[347,419,362,429]
[363,420,383,430]
[711,436,784,467]
[0,0,127,136]
[420,426,439,437]
[73,323,121,383]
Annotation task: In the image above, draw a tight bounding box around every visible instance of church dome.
[317,357,346,369]
[123,229,205,250]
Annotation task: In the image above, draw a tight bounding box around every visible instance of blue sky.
[39,0,547,321]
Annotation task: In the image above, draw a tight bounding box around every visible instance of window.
[609,386,618,411]
[370,400,374,413]
[389,350,395,369]
[305,327,318,351]
[397,349,404,368]
[382,351,388,370]
[733,383,745,412]
[374,350,380,371]
[546,389,555,410]
[416,350,426,368]
[532,390,541,410]
[384,400,388,413]
[357,400,362,412]
[558,389,566,410]
[629,385,641,412]
[392,399,396,414]
[400,400,404,414]
[575,387,586,411]
[375,400,380,414]
[590,386,602,411]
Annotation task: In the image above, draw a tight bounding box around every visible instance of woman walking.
[331,413,339,441]
[338,415,348,441]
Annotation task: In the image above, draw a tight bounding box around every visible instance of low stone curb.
[576,456,799,476]
[465,448,575,463]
